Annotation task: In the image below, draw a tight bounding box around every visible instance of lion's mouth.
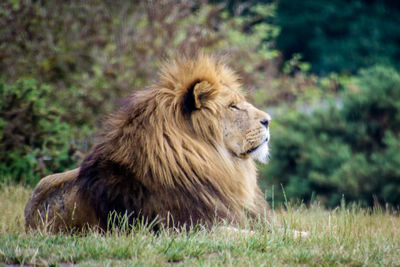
[245,145,261,155]
[244,138,269,155]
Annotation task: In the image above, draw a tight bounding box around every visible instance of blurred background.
[1,0,400,208]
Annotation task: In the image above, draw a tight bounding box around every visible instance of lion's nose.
[260,118,270,128]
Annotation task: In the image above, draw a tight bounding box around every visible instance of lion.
[25,54,272,233]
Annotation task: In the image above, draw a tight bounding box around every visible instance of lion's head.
[157,54,271,165]
[25,54,273,232]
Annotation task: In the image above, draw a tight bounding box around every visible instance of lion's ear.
[183,80,216,113]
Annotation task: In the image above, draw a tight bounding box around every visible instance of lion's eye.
[230,105,239,110]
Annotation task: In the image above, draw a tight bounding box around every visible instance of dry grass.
[0,184,31,234]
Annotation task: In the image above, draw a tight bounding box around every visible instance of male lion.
[25,54,272,233]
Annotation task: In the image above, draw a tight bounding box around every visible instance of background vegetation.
[1,0,400,208]
[275,0,400,74]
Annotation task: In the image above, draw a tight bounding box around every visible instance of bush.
[0,1,278,129]
[261,65,400,207]
[0,79,76,185]
[275,0,400,74]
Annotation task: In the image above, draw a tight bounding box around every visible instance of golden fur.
[25,54,272,232]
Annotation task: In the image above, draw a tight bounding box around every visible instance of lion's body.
[25,54,272,233]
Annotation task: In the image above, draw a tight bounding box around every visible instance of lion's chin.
[251,141,269,163]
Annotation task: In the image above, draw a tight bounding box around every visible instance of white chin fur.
[251,142,269,163]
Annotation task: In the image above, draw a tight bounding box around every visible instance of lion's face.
[220,91,271,163]
[182,77,271,164]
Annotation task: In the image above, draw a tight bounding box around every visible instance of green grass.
[1,184,399,266]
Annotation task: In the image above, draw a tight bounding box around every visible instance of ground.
[1,184,399,266]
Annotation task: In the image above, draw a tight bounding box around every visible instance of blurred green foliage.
[261,65,400,207]
[0,79,76,185]
[275,0,400,74]
[0,0,288,130]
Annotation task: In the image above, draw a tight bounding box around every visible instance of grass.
[1,184,400,266]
